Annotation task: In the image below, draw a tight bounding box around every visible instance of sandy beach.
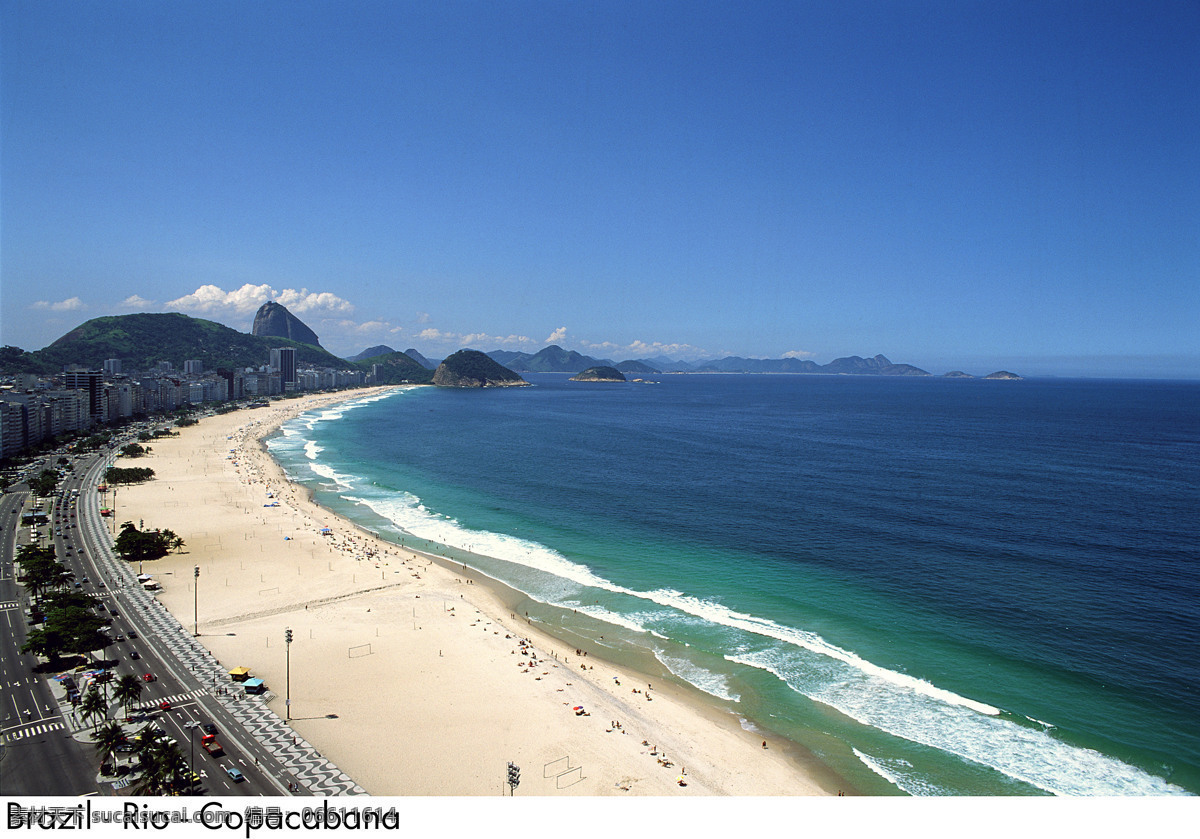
[111,389,840,796]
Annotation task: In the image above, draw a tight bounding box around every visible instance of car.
[98,582,106,589]
[225,767,245,783]
[128,631,138,639]
[142,673,155,682]
[159,700,171,711]
[202,723,217,735]
[131,651,140,660]
[115,635,125,642]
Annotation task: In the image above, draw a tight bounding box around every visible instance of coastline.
[112,388,845,796]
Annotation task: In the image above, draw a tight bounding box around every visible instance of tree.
[94,720,127,770]
[114,522,174,563]
[22,597,110,664]
[79,687,107,733]
[113,674,143,720]
[133,727,189,795]
[104,466,155,485]
[159,529,185,554]
[15,545,60,607]
[120,443,151,458]
[30,468,59,498]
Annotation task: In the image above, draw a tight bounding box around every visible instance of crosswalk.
[143,688,207,707]
[0,600,19,610]
[3,720,65,741]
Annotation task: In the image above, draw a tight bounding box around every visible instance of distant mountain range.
[0,305,1016,381]
[475,346,933,377]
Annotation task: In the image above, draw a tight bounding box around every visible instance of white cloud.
[167,283,274,314]
[165,284,353,316]
[32,297,85,312]
[580,338,711,360]
[546,326,568,344]
[415,312,431,324]
[119,295,155,310]
[782,350,815,359]
[416,327,533,349]
[276,288,354,315]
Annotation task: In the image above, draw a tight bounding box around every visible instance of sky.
[2,1,1197,378]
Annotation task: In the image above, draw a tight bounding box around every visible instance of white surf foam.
[852,749,954,796]
[654,651,741,702]
[732,649,1187,796]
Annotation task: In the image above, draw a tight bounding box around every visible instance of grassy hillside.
[32,313,351,371]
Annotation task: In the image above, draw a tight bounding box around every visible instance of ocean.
[265,374,1200,796]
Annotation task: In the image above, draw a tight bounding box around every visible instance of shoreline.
[113,388,846,796]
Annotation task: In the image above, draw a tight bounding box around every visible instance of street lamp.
[285,628,293,720]
[193,566,199,636]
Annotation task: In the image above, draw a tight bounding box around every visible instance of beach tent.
[243,678,266,694]
[137,573,153,581]
[228,667,251,682]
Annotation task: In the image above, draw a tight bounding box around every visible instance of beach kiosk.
[243,678,266,695]
[228,667,251,683]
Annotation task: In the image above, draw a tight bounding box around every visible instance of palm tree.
[94,720,126,772]
[112,675,143,720]
[79,686,106,734]
[133,728,187,795]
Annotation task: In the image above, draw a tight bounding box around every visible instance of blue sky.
[2,1,1197,377]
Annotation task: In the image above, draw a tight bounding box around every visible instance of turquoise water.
[266,375,1200,795]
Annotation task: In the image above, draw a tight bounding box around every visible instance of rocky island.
[432,349,529,388]
[569,366,627,382]
[984,371,1023,380]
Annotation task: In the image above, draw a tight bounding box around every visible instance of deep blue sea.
[266,374,1200,796]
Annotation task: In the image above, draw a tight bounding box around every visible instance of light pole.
[285,627,293,720]
[193,565,199,636]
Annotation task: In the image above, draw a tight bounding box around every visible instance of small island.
[569,366,627,382]
[432,350,529,388]
[984,371,1023,380]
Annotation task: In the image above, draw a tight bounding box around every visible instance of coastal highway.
[0,487,99,796]
[64,448,286,796]
[3,433,362,798]
[1,446,282,796]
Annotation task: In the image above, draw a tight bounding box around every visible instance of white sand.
[113,390,838,796]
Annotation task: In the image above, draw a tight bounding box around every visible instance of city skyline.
[3,2,1197,378]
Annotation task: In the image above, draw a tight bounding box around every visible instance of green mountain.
[432,350,528,387]
[349,344,396,362]
[29,313,352,372]
[570,366,627,382]
[352,351,434,384]
[486,345,615,373]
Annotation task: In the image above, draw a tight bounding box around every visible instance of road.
[0,486,99,795]
[3,436,363,798]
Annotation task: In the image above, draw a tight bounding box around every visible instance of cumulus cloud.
[276,288,354,314]
[32,297,85,312]
[349,320,403,334]
[166,284,352,316]
[782,350,816,359]
[580,338,711,360]
[545,326,568,344]
[416,327,533,349]
[119,294,155,310]
[167,283,273,314]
